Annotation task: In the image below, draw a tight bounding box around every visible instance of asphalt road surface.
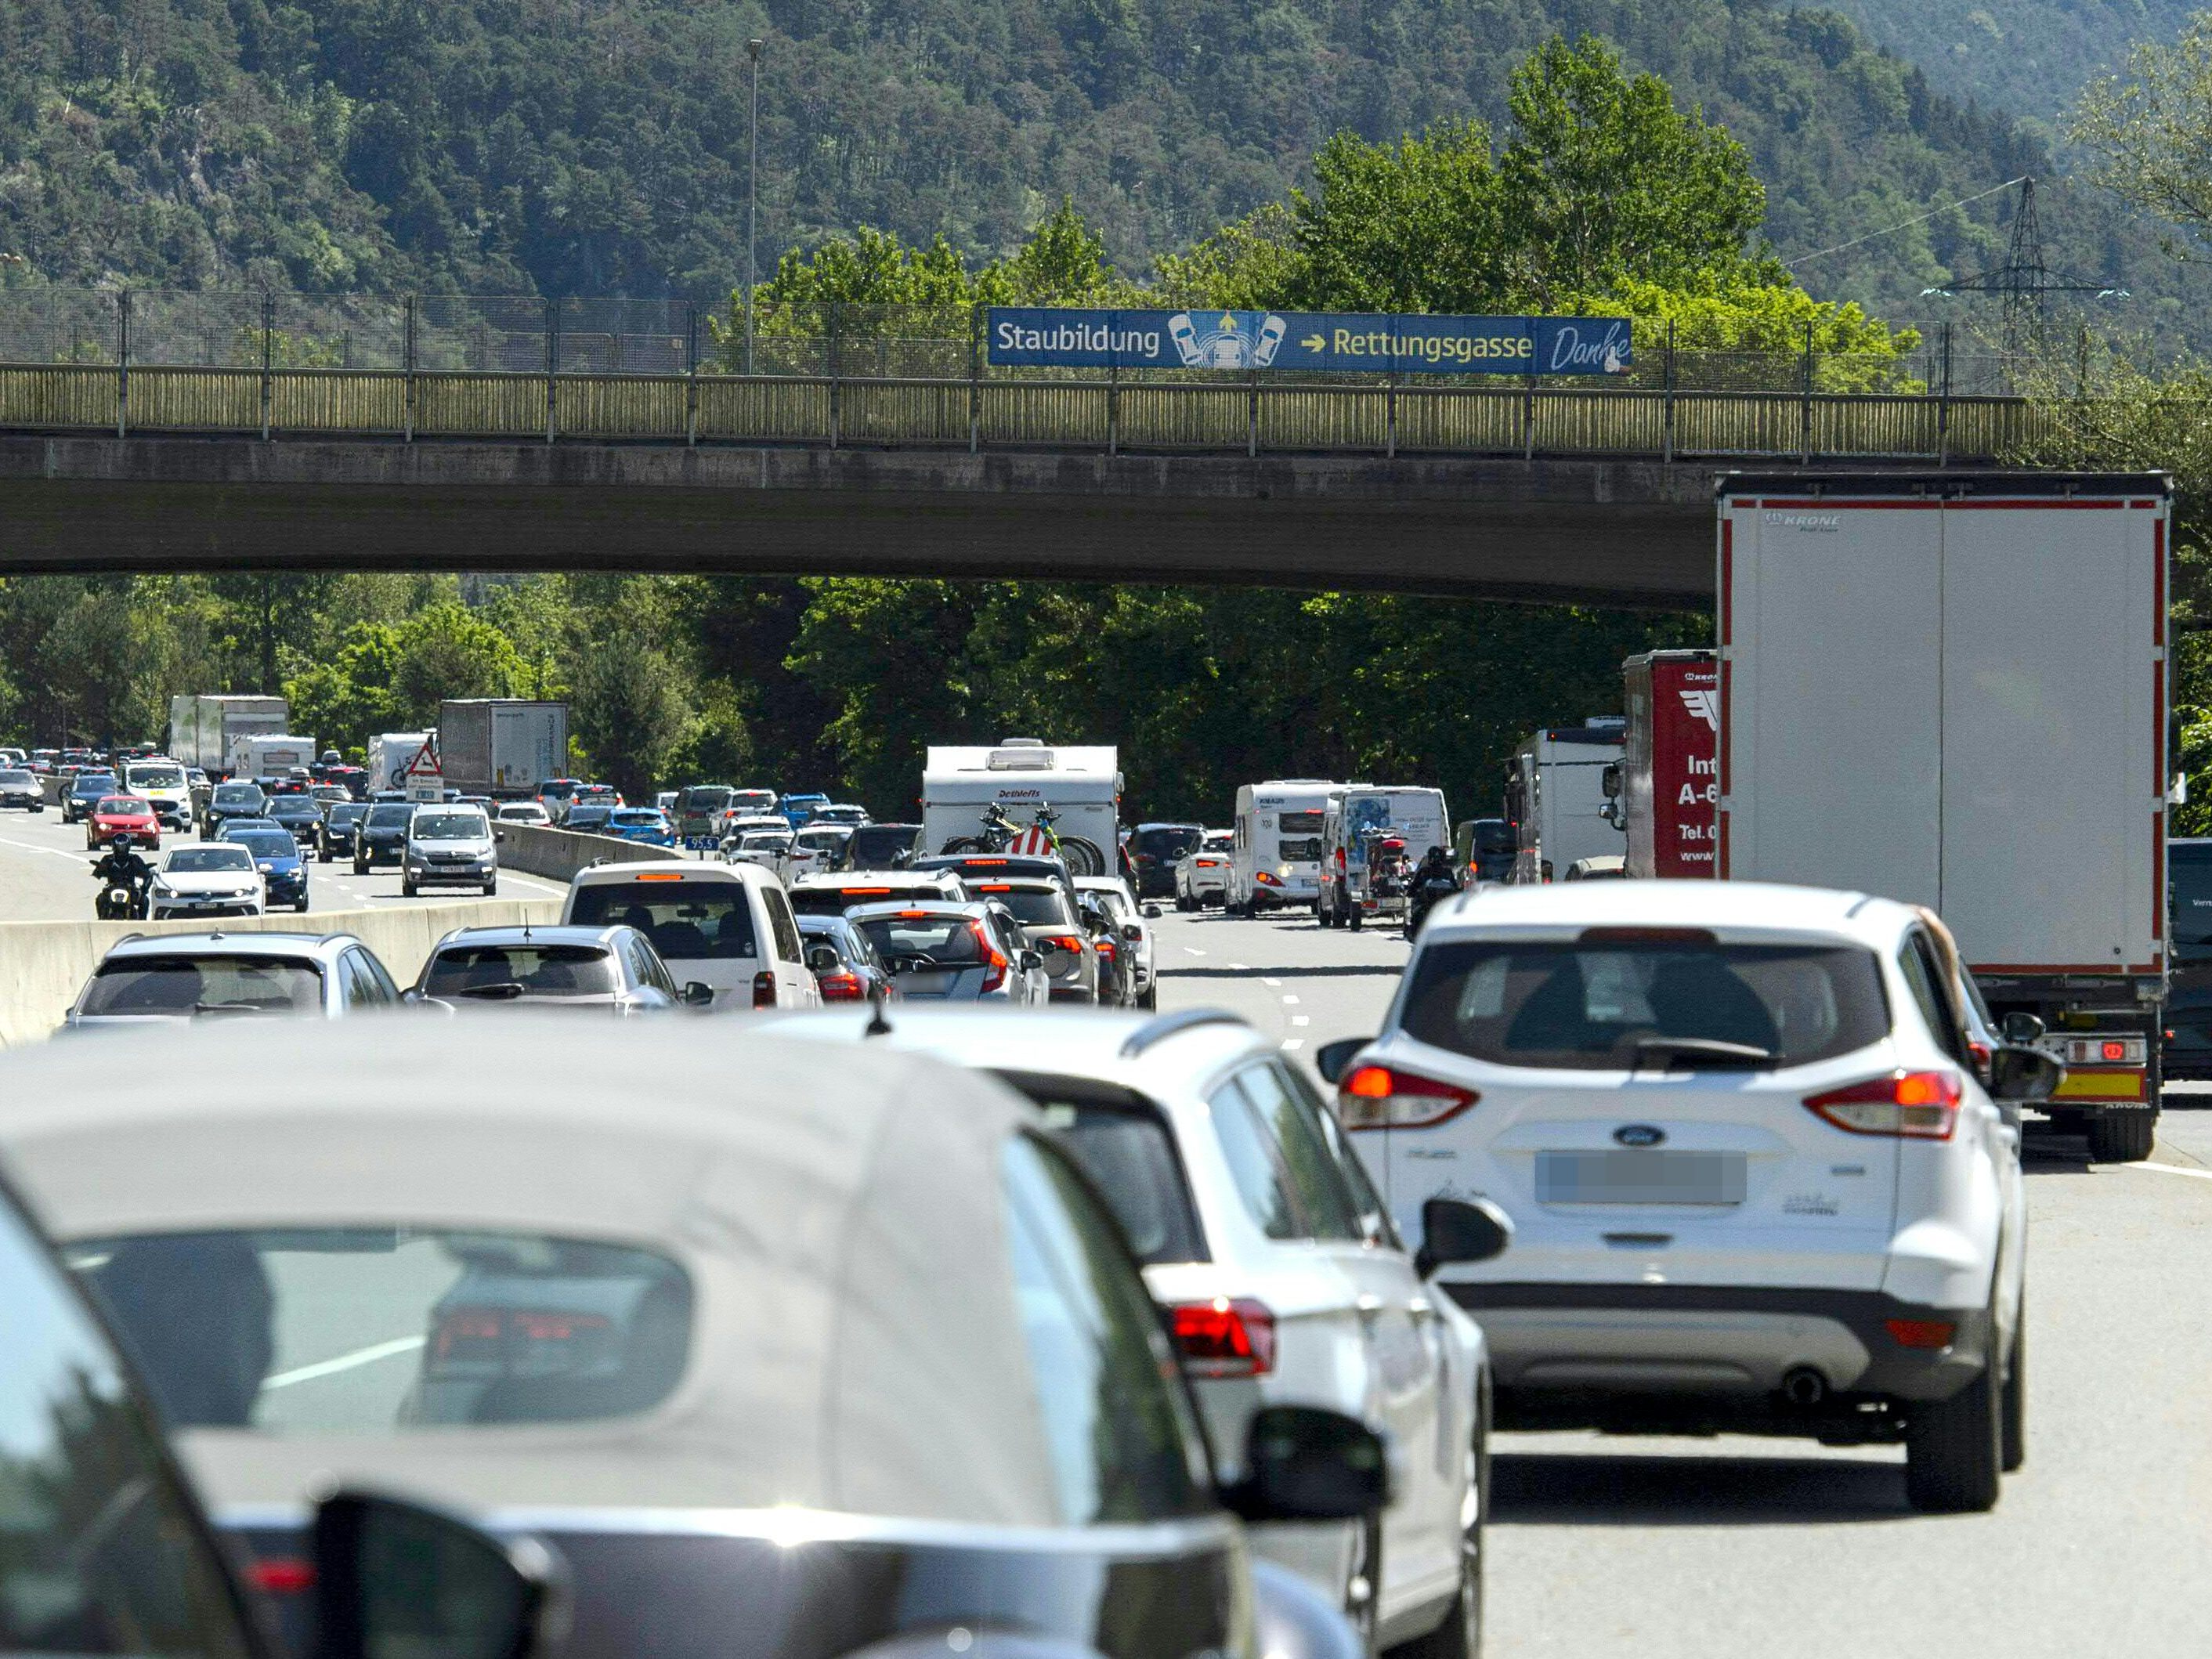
[1151,902,2212,1659]
[0,804,569,919]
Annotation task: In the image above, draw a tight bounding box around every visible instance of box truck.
[1717,472,2171,1161]
[1503,721,1626,881]
[439,699,569,798]
[922,739,1119,876]
[167,695,287,776]
[1610,650,1719,878]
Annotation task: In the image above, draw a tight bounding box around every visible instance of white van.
[1227,779,1342,915]
[562,861,820,1009]
[123,757,194,830]
[920,738,1120,877]
[1317,786,1451,929]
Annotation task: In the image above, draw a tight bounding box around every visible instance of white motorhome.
[1227,779,1342,913]
[1505,721,1626,882]
[921,739,1121,877]
[226,733,318,782]
[1317,786,1450,928]
[367,732,436,796]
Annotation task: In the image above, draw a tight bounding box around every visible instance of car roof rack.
[1118,1008,1252,1058]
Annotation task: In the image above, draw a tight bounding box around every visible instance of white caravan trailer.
[922,739,1121,877]
[1228,779,1343,913]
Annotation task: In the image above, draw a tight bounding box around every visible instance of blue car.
[604,807,678,848]
[222,824,310,912]
[779,791,830,829]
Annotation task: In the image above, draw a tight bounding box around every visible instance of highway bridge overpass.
[0,369,2046,607]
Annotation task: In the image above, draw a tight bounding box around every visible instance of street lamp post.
[745,36,764,377]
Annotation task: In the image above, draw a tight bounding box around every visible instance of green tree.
[570,621,694,805]
[390,603,523,724]
[1283,121,1511,313]
[2071,19,2212,258]
[1497,34,1769,307]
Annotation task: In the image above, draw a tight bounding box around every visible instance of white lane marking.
[263,1335,426,1390]
[1261,977,1282,987]
[0,831,96,865]
[1281,1039,1306,1051]
[1228,962,1250,971]
[2127,1161,2212,1183]
[1281,994,1300,1006]
[1183,948,1207,957]
[1291,1015,1310,1026]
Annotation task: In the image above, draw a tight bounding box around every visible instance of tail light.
[1803,1071,1962,1139]
[1096,938,1117,961]
[1884,1319,1957,1350]
[1170,1297,1276,1377]
[1039,934,1086,956]
[1338,1064,1480,1129]
[431,1307,612,1375]
[1255,869,1281,886]
[248,1559,316,1596]
[974,923,1009,992]
[753,970,777,1009]
[816,970,866,1002]
[1196,858,1220,869]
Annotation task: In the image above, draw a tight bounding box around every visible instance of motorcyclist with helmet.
[92,833,154,920]
[1406,844,1463,938]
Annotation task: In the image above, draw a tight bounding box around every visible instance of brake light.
[1884,1319,1957,1350]
[845,887,891,896]
[974,883,1012,891]
[1039,934,1086,955]
[1196,858,1220,868]
[754,970,777,1009]
[1803,1071,1962,1139]
[974,922,1009,992]
[633,872,685,882]
[1170,1298,1276,1377]
[248,1559,316,1595]
[1096,938,1117,960]
[817,970,866,1001]
[1338,1064,1480,1129]
[2102,1039,2126,1062]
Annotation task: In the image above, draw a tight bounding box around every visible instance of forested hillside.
[1800,0,2196,127]
[0,0,2178,331]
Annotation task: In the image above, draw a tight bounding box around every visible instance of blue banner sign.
[986,309,1632,374]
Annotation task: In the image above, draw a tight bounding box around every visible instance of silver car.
[845,900,1050,1003]
[63,932,403,1029]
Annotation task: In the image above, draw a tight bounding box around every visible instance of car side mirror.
[2001,1011,2045,1046]
[1312,1037,1371,1086]
[311,1489,565,1659]
[1989,1045,2062,1103]
[1121,923,1144,942]
[1221,1405,1390,1524]
[1019,949,1045,973]
[1600,761,1622,801]
[1143,903,1162,919]
[1413,1197,1513,1278]
[682,981,716,1007]
[805,944,841,972]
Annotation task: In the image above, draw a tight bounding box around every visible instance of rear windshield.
[74,1229,689,1431]
[1007,1078,1209,1265]
[855,913,984,965]
[679,787,733,813]
[1133,826,1202,858]
[2173,841,2212,956]
[790,884,911,916]
[568,881,759,960]
[848,825,921,866]
[424,944,617,999]
[1399,938,1890,1071]
[229,831,295,859]
[366,805,415,827]
[81,956,322,1016]
[971,886,1069,927]
[1278,811,1324,835]
[214,785,263,805]
[1471,821,1517,855]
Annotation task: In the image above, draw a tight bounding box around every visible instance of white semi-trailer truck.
[1716,472,2172,1161]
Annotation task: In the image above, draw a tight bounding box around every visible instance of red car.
[87,794,161,850]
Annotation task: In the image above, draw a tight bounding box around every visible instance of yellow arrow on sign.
[1299,334,1326,351]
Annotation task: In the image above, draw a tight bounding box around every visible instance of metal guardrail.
[0,363,2048,463]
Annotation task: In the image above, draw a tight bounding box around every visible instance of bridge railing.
[0,289,2050,462]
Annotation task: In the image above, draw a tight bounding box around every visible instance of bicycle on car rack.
[941,801,1105,876]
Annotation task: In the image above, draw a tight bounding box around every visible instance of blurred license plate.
[1536,1150,1744,1205]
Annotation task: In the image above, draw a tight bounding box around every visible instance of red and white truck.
[1715,472,2172,1161]
[1611,649,1719,878]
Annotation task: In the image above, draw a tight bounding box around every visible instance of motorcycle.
[1406,873,1461,939]
[95,873,150,920]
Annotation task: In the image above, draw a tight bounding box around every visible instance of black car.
[60,771,119,823]
[318,798,369,862]
[1127,821,1205,898]
[566,803,618,835]
[352,801,417,871]
[262,793,324,846]
[1453,815,1518,884]
[201,781,268,838]
[0,1160,555,1659]
[847,821,924,869]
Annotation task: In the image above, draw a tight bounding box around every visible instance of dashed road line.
[1227,961,1250,971]
[1281,993,1300,1006]
[2127,1161,2212,1184]
[1291,1015,1310,1026]
[1261,977,1282,987]
[1281,1038,1306,1051]
[264,1335,426,1390]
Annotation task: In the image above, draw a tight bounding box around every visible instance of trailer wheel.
[2086,1106,2156,1163]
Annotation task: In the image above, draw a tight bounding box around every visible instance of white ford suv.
[1317,880,2058,1514]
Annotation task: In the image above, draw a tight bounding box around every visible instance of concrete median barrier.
[493,821,688,883]
[0,895,561,1049]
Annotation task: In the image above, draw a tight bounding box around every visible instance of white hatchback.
[1320,880,2057,1514]
[562,861,820,1010]
[761,1006,1510,1657]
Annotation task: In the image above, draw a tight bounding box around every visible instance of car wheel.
[1904,1342,2002,1513]
[295,897,310,913]
[354,860,369,875]
[2001,1303,2026,1474]
[401,878,417,898]
[1394,1445,1484,1659]
[2086,1105,2156,1162]
[483,879,498,896]
[1349,907,1364,931]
